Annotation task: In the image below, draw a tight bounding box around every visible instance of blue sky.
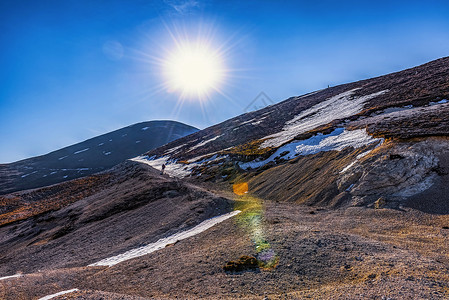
[2,0,449,163]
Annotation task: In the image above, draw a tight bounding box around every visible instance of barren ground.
[1,176,448,299]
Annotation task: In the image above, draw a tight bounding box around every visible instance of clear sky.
[2,0,449,163]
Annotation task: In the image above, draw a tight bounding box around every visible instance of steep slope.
[138,56,449,211]
[0,120,198,194]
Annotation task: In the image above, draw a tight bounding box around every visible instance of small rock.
[374,197,386,209]
[223,255,259,272]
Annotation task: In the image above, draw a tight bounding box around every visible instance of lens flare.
[233,182,249,195]
[233,183,278,269]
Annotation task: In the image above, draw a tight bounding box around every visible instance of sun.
[163,41,225,99]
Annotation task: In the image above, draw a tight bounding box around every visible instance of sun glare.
[163,41,226,99]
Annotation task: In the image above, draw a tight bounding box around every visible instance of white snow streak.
[240,128,382,170]
[89,211,241,267]
[0,274,21,281]
[261,89,388,148]
[73,148,89,154]
[21,171,37,178]
[164,144,185,154]
[38,289,79,300]
[340,148,380,174]
[340,161,357,174]
[189,135,222,151]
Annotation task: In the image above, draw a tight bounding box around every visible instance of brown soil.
[1,198,448,299]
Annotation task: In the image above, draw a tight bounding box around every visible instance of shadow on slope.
[405,152,449,214]
[0,160,232,275]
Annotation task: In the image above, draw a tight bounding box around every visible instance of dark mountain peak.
[0,120,198,194]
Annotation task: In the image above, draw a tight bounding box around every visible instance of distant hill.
[0,120,198,194]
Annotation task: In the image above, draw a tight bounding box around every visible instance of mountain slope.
[139,56,449,210]
[1,57,449,299]
[0,120,198,194]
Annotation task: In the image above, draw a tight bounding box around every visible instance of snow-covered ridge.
[89,210,241,267]
[240,128,383,170]
[261,89,388,148]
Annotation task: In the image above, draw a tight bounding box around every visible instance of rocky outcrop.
[339,138,449,208]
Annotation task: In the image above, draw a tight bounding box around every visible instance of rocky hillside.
[0,120,198,194]
[139,56,449,211]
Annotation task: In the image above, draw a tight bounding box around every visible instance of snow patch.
[132,153,223,178]
[38,289,79,300]
[189,135,222,151]
[58,155,68,160]
[429,99,448,106]
[165,144,185,154]
[98,143,104,146]
[89,211,241,267]
[103,151,112,155]
[0,274,21,281]
[21,171,38,178]
[135,140,141,143]
[239,116,268,127]
[340,149,377,174]
[74,148,89,154]
[261,89,388,148]
[340,161,357,174]
[131,156,191,177]
[240,128,382,170]
[141,126,150,131]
